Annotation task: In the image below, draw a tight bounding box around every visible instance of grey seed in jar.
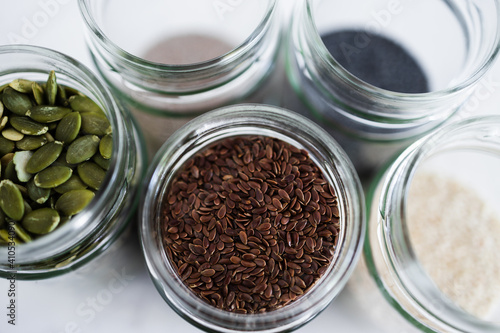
[26,105,72,123]
[55,112,81,144]
[10,116,49,136]
[34,165,73,188]
[1,87,32,115]
[55,189,95,216]
[0,179,25,221]
[77,161,106,190]
[22,208,60,235]
[25,141,63,174]
[80,112,112,136]
[66,135,100,164]
[68,95,104,114]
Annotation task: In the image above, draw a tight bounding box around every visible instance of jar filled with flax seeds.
[78,0,282,156]
[348,116,500,332]
[0,45,146,279]
[286,0,500,177]
[139,104,365,332]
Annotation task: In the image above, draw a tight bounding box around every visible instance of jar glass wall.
[0,45,146,280]
[286,0,500,175]
[351,116,500,332]
[139,104,365,332]
[78,0,282,156]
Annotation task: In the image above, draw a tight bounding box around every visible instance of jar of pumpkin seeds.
[0,45,146,279]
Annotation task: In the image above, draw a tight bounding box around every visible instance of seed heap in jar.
[0,71,112,243]
[161,136,341,313]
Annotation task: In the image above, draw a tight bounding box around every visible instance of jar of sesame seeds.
[139,104,365,332]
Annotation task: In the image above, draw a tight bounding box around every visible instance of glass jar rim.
[304,0,500,102]
[77,0,277,73]
[374,115,500,332]
[0,44,131,275]
[139,103,365,332]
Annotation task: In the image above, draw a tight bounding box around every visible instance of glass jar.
[351,116,500,332]
[0,45,146,280]
[78,0,282,156]
[139,104,365,332]
[286,0,500,176]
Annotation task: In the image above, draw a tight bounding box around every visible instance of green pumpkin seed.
[54,174,87,194]
[0,136,15,155]
[32,82,45,105]
[26,105,72,123]
[99,134,113,159]
[44,132,55,142]
[0,83,8,93]
[77,161,106,190]
[16,135,48,151]
[92,153,111,170]
[13,222,32,242]
[34,165,72,188]
[3,161,17,182]
[1,87,32,115]
[55,189,95,216]
[66,135,100,164]
[80,112,112,136]
[46,70,57,106]
[2,128,24,141]
[0,116,8,131]
[13,150,33,182]
[55,112,81,143]
[10,116,49,136]
[0,180,25,220]
[0,229,21,244]
[27,178,51,204]
[22,208,60,235]
[57,84,68,105]
[9,79,34,94]
[25,141,63,173]
[69,95,104,114]
[0,100,4,117]
[1,152,14,167]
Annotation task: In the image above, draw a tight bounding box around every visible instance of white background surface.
[1,1,500,332]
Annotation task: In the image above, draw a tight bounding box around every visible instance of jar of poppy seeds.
[286,0,500,176]
[0,45,146,279]
[139,104,365,332]
[78,0,282,156]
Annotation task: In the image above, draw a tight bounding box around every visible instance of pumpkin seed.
[80,112,112,136]
[77,161,106,190]
[34,165,72,188]
[13,150,33,182]
[10,116,49,135]
[44,132,55,142]
[0,136,15,155]
[69,95,104,114]
[46,70,57,106]
[0,210,4,228]
[2,128,24,141]
[27,178,51,204]
[55,189,95,216]
[57,84,67,105]
[9,79,34,94]
[26,105,72,123]
[0,100,3,117]
[54,174,87,194]
[22,208,60,235]
[99,134,112,159]
[0,229,20,244]
[32,82,45,105]
[55,112,81,143]
[3,161,17,182]
[23,200,32,215]
[92,153,111,170]
[25,141,63,173]
[1,87,32,115]
[66,135,100,164]
[1,153,14,167]
[16,135,48,151]
[0,179,25,221]
[13,222,32,242]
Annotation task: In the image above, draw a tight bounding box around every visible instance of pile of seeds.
[161,136,340,313]
[0,71,112,244]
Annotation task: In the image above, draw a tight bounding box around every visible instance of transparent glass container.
[78,0,282,156]
[139,104,365,332]
[286,0,500,176]
[0,45,146,280]
[351,116,500,332]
